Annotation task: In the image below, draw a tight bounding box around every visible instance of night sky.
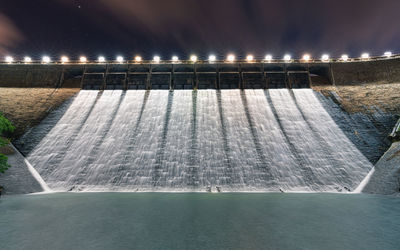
[1,0,400,60]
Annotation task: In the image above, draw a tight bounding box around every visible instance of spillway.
[24,89,373,192]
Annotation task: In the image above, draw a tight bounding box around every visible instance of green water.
[1,193,399,250]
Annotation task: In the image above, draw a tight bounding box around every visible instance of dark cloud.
[0,13,23,56]
[3,0,400,58]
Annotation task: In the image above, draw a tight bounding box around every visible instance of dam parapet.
[1,56,400,89]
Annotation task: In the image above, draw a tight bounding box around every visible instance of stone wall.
[0,88,80,138]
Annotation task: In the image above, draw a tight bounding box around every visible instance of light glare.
[283,54,291,61]
[153,56,161,63]
[246,55,254,62]
[98,56,106,63]
[384,51,392,57]
[24,56,32,63]
[321,54,330,61]
[208,55,216,62]
[265,54,272,61]
[61,56,69,63]
[135,56,142,62]
[5,56,14,63]
[341,54,349,61]
[116,56,124,63]
[190,55,198,62]
[171,56,179,62]
[80,56,87,63]
[361,53,370,59]
[302,54,311,61]
[42,56,51,64]
[227,54,235,62]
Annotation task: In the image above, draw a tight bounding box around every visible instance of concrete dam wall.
[1,58,400,193]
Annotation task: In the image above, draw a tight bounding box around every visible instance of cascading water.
[24,89,373,192]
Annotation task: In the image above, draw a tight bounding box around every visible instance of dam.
[1,56,400,249]
[1,56,400,193]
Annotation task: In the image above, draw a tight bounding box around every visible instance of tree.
[0,112,15,174]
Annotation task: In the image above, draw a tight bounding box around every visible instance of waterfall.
[25,89,373,192]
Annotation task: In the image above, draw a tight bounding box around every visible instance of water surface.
[1,193,399,250]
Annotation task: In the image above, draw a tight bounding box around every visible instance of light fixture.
[246,55,254,62]
[283,54,291,62]
[153,56,161,63]
[80,56,87,63]
[190,55,198,62]
[227,54,235,62]
[5,56,14,63]
[265,54,272,61]
[361,53,370,59]
[135,56,142,62]
[321,54,330,62]
[384,51,392,57]
[60,56,69,63]
[341,54,349,61]
[42,56,51,64]
[116,56,124,63]
[208,55,216,62]
[302,54,311,61]
[98,56,106,63]
[24,56,32,63]
[171,56,179,62]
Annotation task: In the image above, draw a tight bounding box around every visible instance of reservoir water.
[1,193,399,250]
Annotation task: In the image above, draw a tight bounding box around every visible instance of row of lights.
[3,51,395,64]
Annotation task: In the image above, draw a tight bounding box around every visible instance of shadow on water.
[314,92,395,164]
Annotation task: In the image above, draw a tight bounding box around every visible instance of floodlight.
[116,56,124,63]
[80,56,87,63]
[361,53,370,59]
[61,56,69,63]
[246,55,254,62]
[302,54,311,61]
[208,55,216,62]
[227,54,235,62]
[190,55,198,62]
[153,56,161,63]
[283,54,291,61]
[5,56,14,63]
[24,57,32,63]
[384,51,392,57]
[42,56,51,64]
[135,56,142,62]
[171,56,179,62]
[265,54,272,61]
[98,56,106,63]
[341,54,349,61]
[321,54,330,62]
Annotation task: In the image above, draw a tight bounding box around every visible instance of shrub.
[0,112,15,174]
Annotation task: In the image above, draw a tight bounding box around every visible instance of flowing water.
[24,89,373,192]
